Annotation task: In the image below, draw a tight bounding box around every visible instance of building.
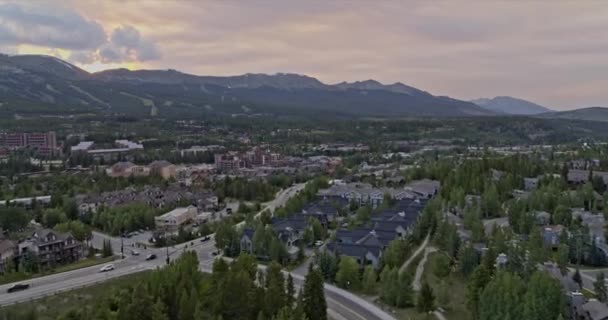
[71,141,95,153]
[2,132,59,156]
[524,177,539,191]
[317,183,418,208]
[155,206,198,230]
[19,229,82,269]
[148,160,176,179]
[404,179,441,199]
[106,161,150,178]
[214,152,246,172]
[85,139,144,160]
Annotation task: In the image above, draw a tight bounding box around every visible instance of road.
[0,183,396,320]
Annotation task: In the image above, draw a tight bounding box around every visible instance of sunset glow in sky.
[1,1,607,110]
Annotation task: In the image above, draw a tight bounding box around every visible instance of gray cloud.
[67,50,96,64]
[0,2,161,64]
[0,3,106,50]
[108,25,160,61]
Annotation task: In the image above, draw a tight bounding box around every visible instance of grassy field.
[0,256,115,286]
[1,272,150,320]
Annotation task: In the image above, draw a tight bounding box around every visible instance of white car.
[99,264,115,272]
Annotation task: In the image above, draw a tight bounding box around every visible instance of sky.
[1,1,607,110]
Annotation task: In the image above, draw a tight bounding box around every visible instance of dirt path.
[399,233,430,274]
[412,247,437,291]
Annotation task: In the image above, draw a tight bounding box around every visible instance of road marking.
[326,295,369,320]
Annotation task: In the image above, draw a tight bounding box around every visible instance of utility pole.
[165,227,170,265]
[121,231,124,259]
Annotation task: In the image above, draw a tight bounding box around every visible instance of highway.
[0,183,396,320]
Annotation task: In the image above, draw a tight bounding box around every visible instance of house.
[240,228,255,253]
[19,229,82,269]
[524,177,539,191]
[542,225,564,249]
[0,239,16,274]
[328,242,382,269]
[573,209,607,245]
[154,206,198,230]
[404,179,441,199]
[148,160,176,179]
[568,169,608,187]
[534,211,551,226]
[317,183,385,208]
[301,202,339,223]
[271,216,309,248]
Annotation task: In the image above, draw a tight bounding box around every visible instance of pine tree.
[193,301,206,320]
[416,282,435,313]
[302,264,327,320]
[152,299,169,320]
[573,268,582,289]
[396,272,413,308]
[264,262,287,317]
[286,274,296,307]
[362,266,377,294]
[594,272,608,302]
[523,272,563,320]
[466,265,491,319]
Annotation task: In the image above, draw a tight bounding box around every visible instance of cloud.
[0,3,106,50]
[0,2,160,64]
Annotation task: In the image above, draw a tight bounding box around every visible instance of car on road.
[131,250,140,256]
[200,235,211,242]
[145,254,157,261]
[99,264,115,272]
[7,283,30,293]
[315,240,324,247]
[226,208,232,215]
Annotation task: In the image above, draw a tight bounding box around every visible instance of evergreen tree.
[478,272,525,320]
[336,256,360,289]
[416,282,435,313]
[264,262,287,317]
[302,264,327,320]
[317,251,338,281]
[362,266,377,294]
[466,265,491,319]
[572,268,582,290]
[396,272,413,308]
[152,299,169,320]
[594,272,608,302]
[523,272,563,320]
[286,274,296,307]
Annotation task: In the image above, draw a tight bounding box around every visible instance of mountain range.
[0,54,493,118]
[471,96,552,115]
[0,54,606,122]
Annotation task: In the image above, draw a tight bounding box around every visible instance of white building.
[154,206,198,230]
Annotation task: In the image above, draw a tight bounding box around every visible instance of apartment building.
[19,229,82,269]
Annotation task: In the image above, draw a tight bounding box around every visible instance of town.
[2,124,608,320]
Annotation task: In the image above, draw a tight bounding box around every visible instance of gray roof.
[332,242,381,259]
[149,160,173,169]
[582,300,608,320]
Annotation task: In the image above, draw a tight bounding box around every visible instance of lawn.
[0,256,116,285]
[1,272,151,320]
